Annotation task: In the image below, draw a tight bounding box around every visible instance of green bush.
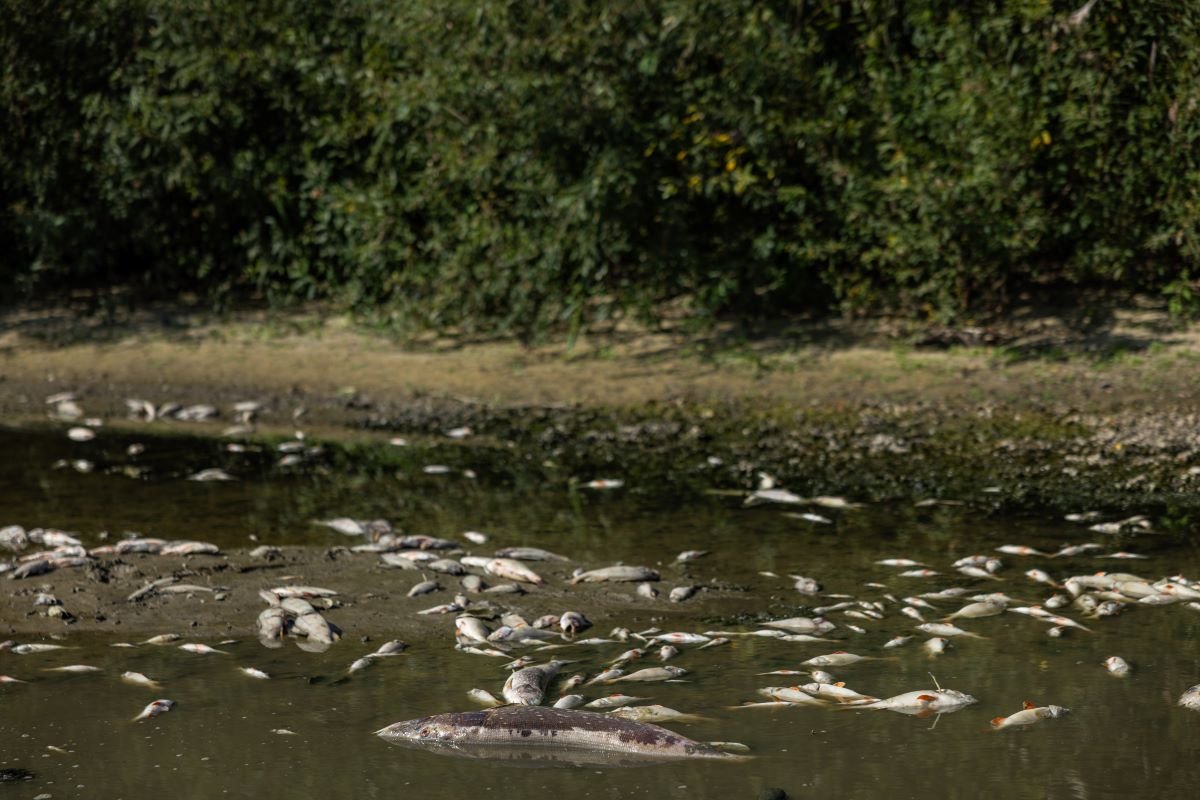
[2,0,1199,331]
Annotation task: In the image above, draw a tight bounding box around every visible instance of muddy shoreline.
[3,302,1200,642]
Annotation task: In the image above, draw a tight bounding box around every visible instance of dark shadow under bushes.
[3,0,1199,335]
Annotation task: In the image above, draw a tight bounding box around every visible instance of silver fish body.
[570,566,659,584]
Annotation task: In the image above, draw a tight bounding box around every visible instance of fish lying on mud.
[375,706,748,766]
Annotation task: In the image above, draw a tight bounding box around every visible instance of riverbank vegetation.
[4,1,1198,333]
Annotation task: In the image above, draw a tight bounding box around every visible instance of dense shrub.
[2,0,1199,330]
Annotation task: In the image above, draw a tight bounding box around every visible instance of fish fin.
[832,650,848,654]
[1023,700,1036,710]
[917,694,937,702]
[989,717,1007,728]
[835,682,845,687]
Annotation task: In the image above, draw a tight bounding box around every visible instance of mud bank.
[2,303,1200,514]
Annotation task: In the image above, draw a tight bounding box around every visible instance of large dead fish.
[376,706,747,765]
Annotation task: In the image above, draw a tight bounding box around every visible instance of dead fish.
[257,608,288,643]
[12,644,71,654]
[1025,569,1061,589]
[121,671,161,688]
[373,640,407,656]
[426,559,466,576]
[239,667,270,679]
[178,643,228,655]
[1103,656,1131,676]
[554,694,585,710]
[494,547,569,562]
[610,666,687,683]
[916,623,985,639]
[757,687,828,706]
[1178,685,1200,711]
[133,699,175,722]
[582,478,624,490]
[0,675,27,683]
[1054,543,1105,559]
[376,706,745,762]
[485,558,544,585]
[674,550,709,563]
[142,634,181,645]
[292,612,337,644]
[899,569,940,578]
[799,682,876,703]
[467,688,505,707]
[995,545,1049,557]
[923,637,951,657]
[801,652,872,668]
[900,606,926,622]
[585,668,625,686]
[9,560,55,580]
[990,701,1070,730]
[608,705,710,724]
[584,694,649,710]
[648,632,710,646]
[876,559,925,567]
[658,645,679,662]
[791,576,821,594]
[570,566,660,584]
[636,582,659,599]
[407,579,441,598]
[884,635,914,649]
[957,566,1003,581]
[559,612,591,635]
[455,616,492,643]
[43,665,101,674]
[160,541,221,557]
[1099,551,1148,560]
[188,468,235,482]
[850,688,977,716]
[744,488,804,506]
[761,617,835,635]
[669,586,698,603]
[269,585,338,599]
[502,660,569,705]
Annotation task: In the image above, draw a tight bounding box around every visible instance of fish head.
[934,689,977,707]
[377,712,485,743]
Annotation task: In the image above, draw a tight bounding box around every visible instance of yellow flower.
[725,159,737,172]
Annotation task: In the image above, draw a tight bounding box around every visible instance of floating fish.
[1103,657,1131,676]
[121,671,160,688]
[990,701,1070,729]
[133,699,175,722]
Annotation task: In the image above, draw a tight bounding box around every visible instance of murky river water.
[2,425,1199,799]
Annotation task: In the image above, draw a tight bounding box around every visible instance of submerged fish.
[376,706,747,764]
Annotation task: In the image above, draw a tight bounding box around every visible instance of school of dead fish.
[3,393,1200,751]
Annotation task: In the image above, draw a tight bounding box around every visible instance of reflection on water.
[1,425,1199,799]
